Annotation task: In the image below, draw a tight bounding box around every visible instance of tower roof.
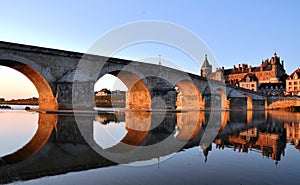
[202,54,211,68]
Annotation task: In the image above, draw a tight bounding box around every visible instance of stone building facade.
[286,68,300,96]
[223,52,286,85]
[201,52,288,95]
[239,74,258,91]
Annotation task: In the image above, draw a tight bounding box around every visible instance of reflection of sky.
[93,120,127,149]
[13,144,300,185]
[0,110,38,156]
[2,110,300,184]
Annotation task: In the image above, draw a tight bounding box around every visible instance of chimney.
[242,64,245,72]
[222,66,224,71]
[249,65,252,72]
[260,64,263,71]
[238,64,241,71]
[281,60,284,67]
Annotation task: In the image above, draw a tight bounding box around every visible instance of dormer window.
[246,76,250,82]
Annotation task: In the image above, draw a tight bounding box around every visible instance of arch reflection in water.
[94,112,152,148]
[80,110,205,165]
[0,111,38,157]
[175,111,204,141]
[1,113,57,164]
[2,110,300,184]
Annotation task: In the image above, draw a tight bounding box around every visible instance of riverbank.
[0,97,38,106]
[0,105,39,110]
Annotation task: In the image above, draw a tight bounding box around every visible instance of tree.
[0,98,5,103]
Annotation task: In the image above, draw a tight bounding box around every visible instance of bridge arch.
[216,88,229,110]
[96,69,151,111]
[244,94,253,110]
[175,80,204,110]
[0,60,57,110]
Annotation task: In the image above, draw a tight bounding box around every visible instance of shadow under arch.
[0,60,58,110]
[176,80,204,110]
[1,113,58,164]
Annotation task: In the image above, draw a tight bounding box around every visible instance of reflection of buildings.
[285,123,300,151]
[214,123,286,163]
[95,113,124,124]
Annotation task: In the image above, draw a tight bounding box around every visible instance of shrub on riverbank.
[286,106,300,112]
[0,105,11,109]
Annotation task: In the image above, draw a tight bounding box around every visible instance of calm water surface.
[1,109,300,185]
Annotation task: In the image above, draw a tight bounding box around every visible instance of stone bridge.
[0,41,294,111]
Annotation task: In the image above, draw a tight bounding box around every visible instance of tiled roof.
[287,68,300,80]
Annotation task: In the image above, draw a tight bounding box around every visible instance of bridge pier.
[151,80,177,110]
[56,70,95,110]
[204,94,225,110]
[252,99,266,110]
[229,97,247,110]
[56,82,95,110]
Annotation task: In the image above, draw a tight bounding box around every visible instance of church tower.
[201,54,212,77]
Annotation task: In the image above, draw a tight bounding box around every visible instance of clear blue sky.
[0,0,299,98]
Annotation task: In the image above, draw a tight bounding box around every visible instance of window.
[294,82,298,85]
[289,82,292,85]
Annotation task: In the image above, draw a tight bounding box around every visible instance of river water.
[1,109,300,185]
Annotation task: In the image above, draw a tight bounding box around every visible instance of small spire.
[159,54,161,66]
[202,54,210,68]
[274,49,277,56]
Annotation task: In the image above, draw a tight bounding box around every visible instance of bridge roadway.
[0,41,277,111]
[0,110,290,184]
